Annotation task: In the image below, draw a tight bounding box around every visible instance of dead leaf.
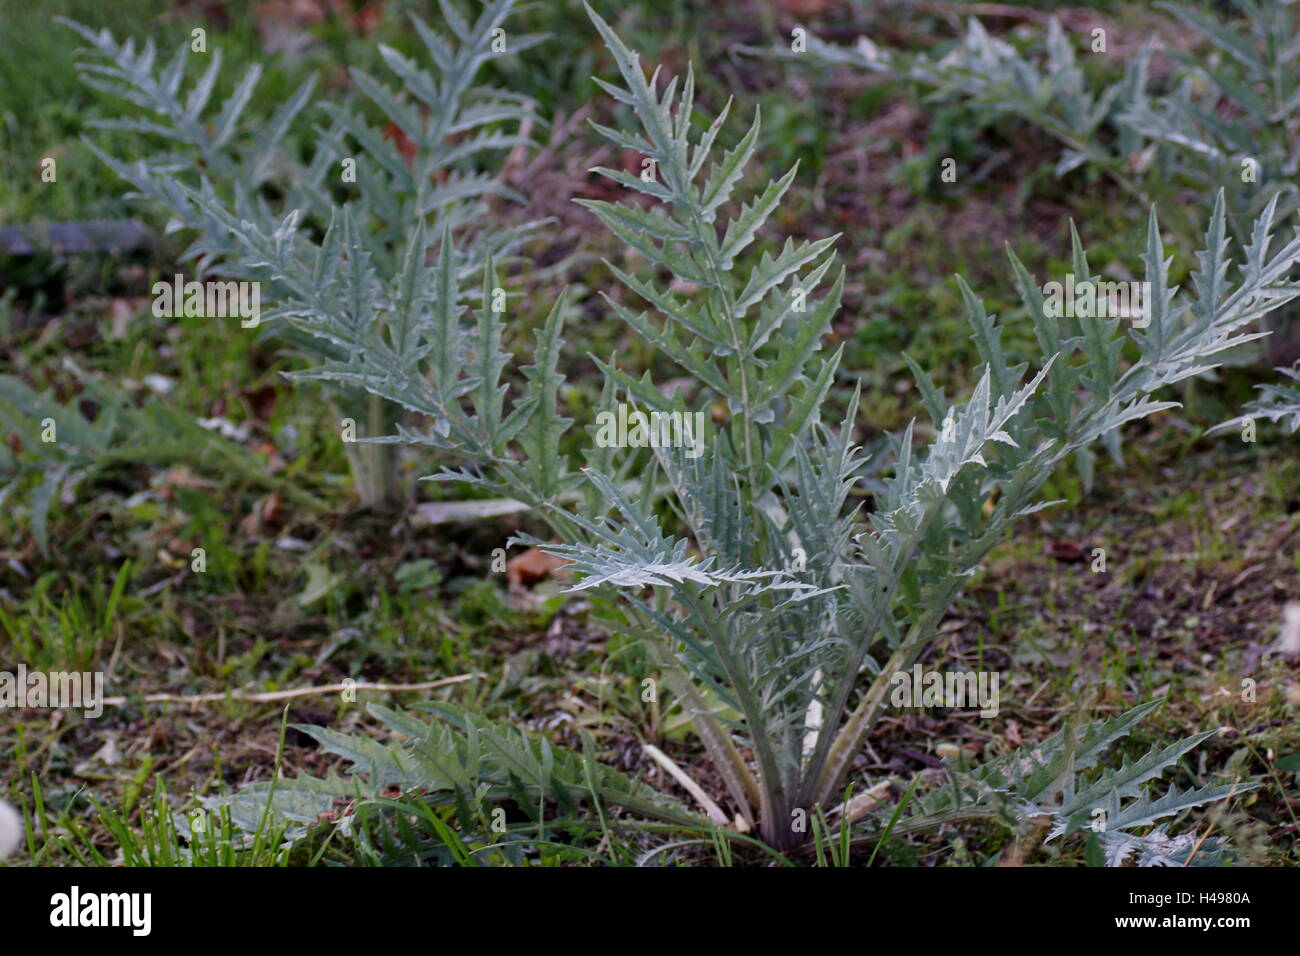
[1045,539,1085,562]
[354,2,384,33]
[75,735,121,775]
[1006,719,1022,746]
[412,498,529,526]
[261,491,284,528]
[507,547,571,593]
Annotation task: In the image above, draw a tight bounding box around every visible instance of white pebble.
[0,800,21,859]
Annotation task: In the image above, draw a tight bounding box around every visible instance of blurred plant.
[758,17,1158,198]
[1123,1,1300,245]
[775,2,1300,247]
[1210,362,1300,436]
[0,362,314,555]
[64,0,544,506]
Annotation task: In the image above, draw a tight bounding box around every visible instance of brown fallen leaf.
[354,2,384,34]
[261,491,284,528]
[238,493,284,537]
[507,547,571,593]
[1045,539,1086,562]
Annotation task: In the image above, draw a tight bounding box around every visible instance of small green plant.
[1211,362,1300,435]
[0,362,315,555]
[764,17,1157,196]
[782,3,1300,247]
[192,6,1295,862]
[1124,1,1300,245]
